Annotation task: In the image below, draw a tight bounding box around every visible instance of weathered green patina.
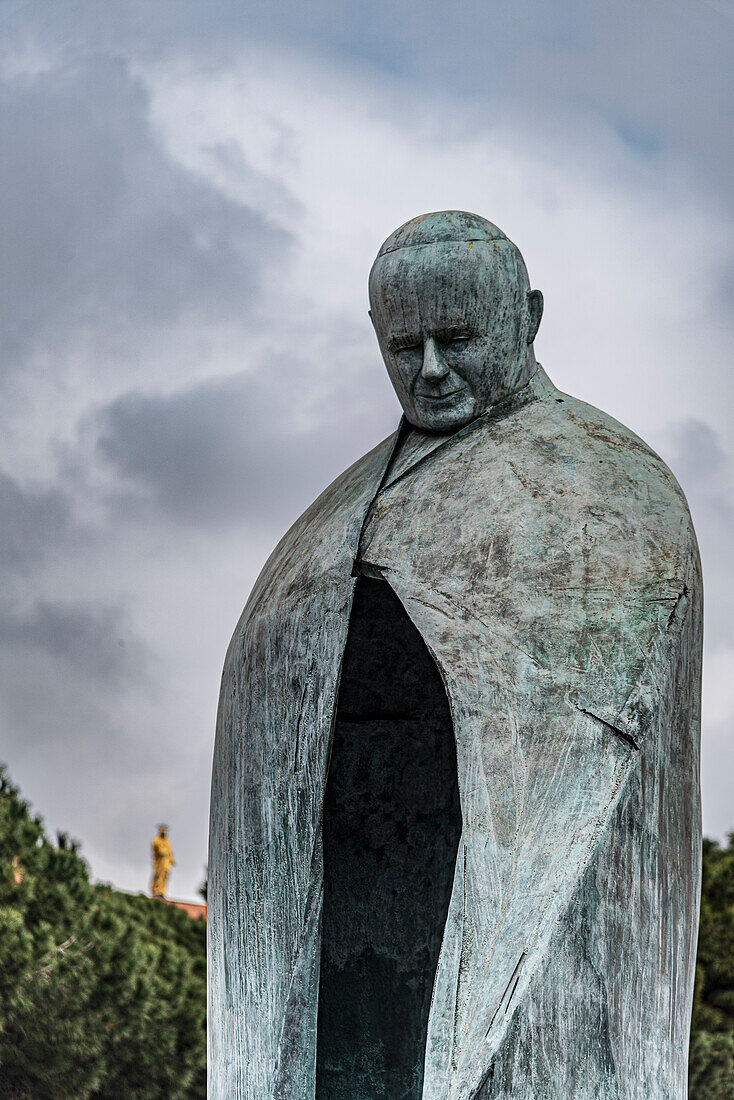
[209,212,702,1099]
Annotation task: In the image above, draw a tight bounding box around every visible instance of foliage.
[690,1032,734,1100]
[0,766,206,1099]
[691,835,734,1098]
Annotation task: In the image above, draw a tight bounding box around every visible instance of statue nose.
[421,336,450,382]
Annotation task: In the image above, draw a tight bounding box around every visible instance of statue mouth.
[415,388,466,403]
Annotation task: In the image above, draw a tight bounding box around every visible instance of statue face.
[385,329,506,434]
[370,238,541,433]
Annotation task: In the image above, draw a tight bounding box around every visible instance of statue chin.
[408,394,477,433]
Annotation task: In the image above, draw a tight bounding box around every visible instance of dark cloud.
[658,418,734,840]
[660,419,733,538]
[0,610,165,889]
[665,418,728,483]
[8,0,734,203]
[0,472,72,571]
[93,346,398,529]
[0,55,290,378]
[0,600,149,688]
[657,419,734,647]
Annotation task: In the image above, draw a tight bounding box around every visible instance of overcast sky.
[1,0,732,900]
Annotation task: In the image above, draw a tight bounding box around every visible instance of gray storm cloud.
[0,474,72,571]
[92,358,395,528]
[0,56,289,383]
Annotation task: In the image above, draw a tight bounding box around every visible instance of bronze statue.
[209,212,702,1099]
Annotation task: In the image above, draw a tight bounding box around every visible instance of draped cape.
[208,367,702,1100]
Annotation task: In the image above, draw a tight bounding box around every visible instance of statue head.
[369,211,543,433]
[158,824,168,837]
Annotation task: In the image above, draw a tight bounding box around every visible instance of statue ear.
[526,289,543,344]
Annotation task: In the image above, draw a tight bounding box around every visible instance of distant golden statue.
[151,824,175,898]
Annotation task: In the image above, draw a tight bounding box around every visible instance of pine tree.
[689,835,734,1096]
[0,767,206,1099]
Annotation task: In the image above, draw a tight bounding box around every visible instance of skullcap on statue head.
[369,210,533,336]
[375,210,516,254]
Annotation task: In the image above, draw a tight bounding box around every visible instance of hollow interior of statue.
[316,576,462,1100]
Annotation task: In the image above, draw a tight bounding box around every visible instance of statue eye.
[395,341,422,354]
[437,333,472,346]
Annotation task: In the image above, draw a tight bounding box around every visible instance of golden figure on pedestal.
[151,824,175,898]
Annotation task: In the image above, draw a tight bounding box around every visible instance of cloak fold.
[209,367,701,1100]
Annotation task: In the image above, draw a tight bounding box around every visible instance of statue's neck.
[517,345,538,390]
